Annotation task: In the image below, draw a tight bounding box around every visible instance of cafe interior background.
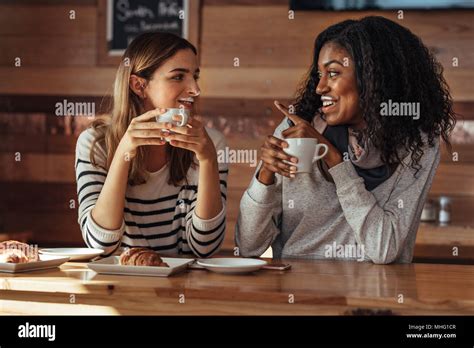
[0,0,473,265]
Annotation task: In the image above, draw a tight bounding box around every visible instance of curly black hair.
[294,16,456,174]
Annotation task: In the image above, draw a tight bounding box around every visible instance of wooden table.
[0,257,473,315]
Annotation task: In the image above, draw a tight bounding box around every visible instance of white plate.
[197,258,268,274]
[0,255,70,273]
[39,248,104,261]
[87,256,194,277]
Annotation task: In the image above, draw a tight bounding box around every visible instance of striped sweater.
[74,126,228,258]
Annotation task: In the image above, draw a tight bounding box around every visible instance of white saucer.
[197,258,267,274]
[39,248,104,261]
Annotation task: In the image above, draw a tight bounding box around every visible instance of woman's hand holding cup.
[258,136,299,184]
[274,100,343,169]
[118,108,171,160]
[164,114,217,163]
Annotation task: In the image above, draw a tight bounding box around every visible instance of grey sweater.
[235,118,440,264]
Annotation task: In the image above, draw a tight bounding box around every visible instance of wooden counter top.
[1,257,473,315]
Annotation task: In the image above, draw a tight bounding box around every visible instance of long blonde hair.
[89,32,197,186]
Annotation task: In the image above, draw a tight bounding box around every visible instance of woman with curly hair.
[235,16,456,264]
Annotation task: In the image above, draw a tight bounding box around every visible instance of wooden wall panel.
[0,3,97,67]
[0,153,75,182]
[199,97,292,120]
[0,182,77,212]
[198,67,474,100]
[0,134,76,154]
[415,224,474,263]
[199,67,305,99]
[0,95,108,113]
[1,66,470,101]
[0,182,82,245]
[0,36,96,67]
[0,4,96,36]
[1,4,472,100]
[2,212,82,246]
[440,144,474,163]
[0,67,116,96]
[430,164,474,196]
[200,6,474,100]
[201,7,474,68]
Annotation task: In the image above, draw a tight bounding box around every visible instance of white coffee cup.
[156,108,190,126]
[155,108,190,142]
[283,138,329,173]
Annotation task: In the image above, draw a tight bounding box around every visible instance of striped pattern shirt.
[74,126,228,258]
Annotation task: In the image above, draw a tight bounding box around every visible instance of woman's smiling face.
[142,48,201,112]
[316,42,365,129]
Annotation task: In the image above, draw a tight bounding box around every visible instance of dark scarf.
[322,125,396,191]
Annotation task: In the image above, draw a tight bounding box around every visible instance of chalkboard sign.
[107,0,188,55]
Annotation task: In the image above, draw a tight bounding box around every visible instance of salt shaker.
[421,199,436,222]
[438,196,451,225]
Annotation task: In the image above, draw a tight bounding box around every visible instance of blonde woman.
[75,32,227,258]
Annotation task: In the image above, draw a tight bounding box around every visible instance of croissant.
[119,248,169,267]
[0,248,29,263]
[0,240,39,263]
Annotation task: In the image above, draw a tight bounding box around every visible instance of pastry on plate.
[119,248,169,267]
[0,240,39,263]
